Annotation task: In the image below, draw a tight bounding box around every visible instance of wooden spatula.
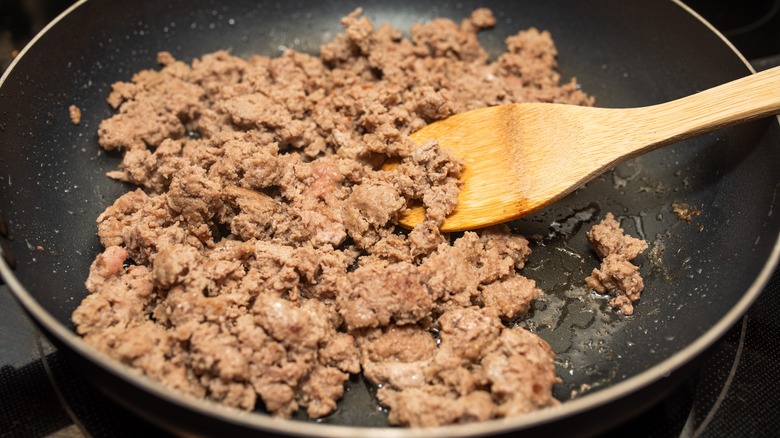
[400,66,780,231]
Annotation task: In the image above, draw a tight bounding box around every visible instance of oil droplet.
[629,214,646,240]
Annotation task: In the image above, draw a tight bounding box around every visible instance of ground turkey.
[585,212,649,315]
[74,7,594,425]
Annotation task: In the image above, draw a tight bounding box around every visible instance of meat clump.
[585,212,649,315]
[74,7,595,425]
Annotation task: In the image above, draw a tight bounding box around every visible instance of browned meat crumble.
[585,213,649,315]
[69,104,82,125]
[73,8,595,427]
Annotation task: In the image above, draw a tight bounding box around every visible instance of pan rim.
[1,0,779,436]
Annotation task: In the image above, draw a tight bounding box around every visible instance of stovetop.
[2,1,780,437]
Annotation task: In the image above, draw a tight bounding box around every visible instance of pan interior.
[1,0,778,432]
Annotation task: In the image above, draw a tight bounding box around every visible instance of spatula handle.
[641,66,780,145]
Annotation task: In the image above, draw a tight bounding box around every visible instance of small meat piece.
[586,212,648,260]
[299,366,349,419]
[222,93,292,128]
[338,263,432,330]
[106,138,186,193]
[369,307,558,427]
[221,185,286,242]
[479,224,532,270]
[318,332,361,374]
[150,243,202,289]
[84,245,127,292]
[482,326,560,416]
[253,294,326,349]
[469,8,497,29]
[98,57,205,151]
[411,15,488,63]
[420,231,534,312]
[393,141,462,224]
[586,254,644,315]
[166,164,223,224]
[69,104,82,125]
[77,265,154,338]
[379,386,495,427]
[586,213,649,315]
[480,275,539,320]
[436,306,502,363]
[358,325,437,390]
[341,181,405,248]
[96,189,205,265]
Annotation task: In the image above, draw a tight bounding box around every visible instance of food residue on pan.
[672,201,704,232]
[671,202,701,222]
[70,7,648,427]
[69,104,82,125]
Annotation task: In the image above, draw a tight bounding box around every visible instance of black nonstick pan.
[1,0,779,436]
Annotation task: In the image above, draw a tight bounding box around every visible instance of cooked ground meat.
[586,212,647,260]
[585,213,649,315]
[73,7,594,426]
[375,307,559,426]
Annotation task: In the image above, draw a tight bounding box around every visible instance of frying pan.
[1,0,779,436]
